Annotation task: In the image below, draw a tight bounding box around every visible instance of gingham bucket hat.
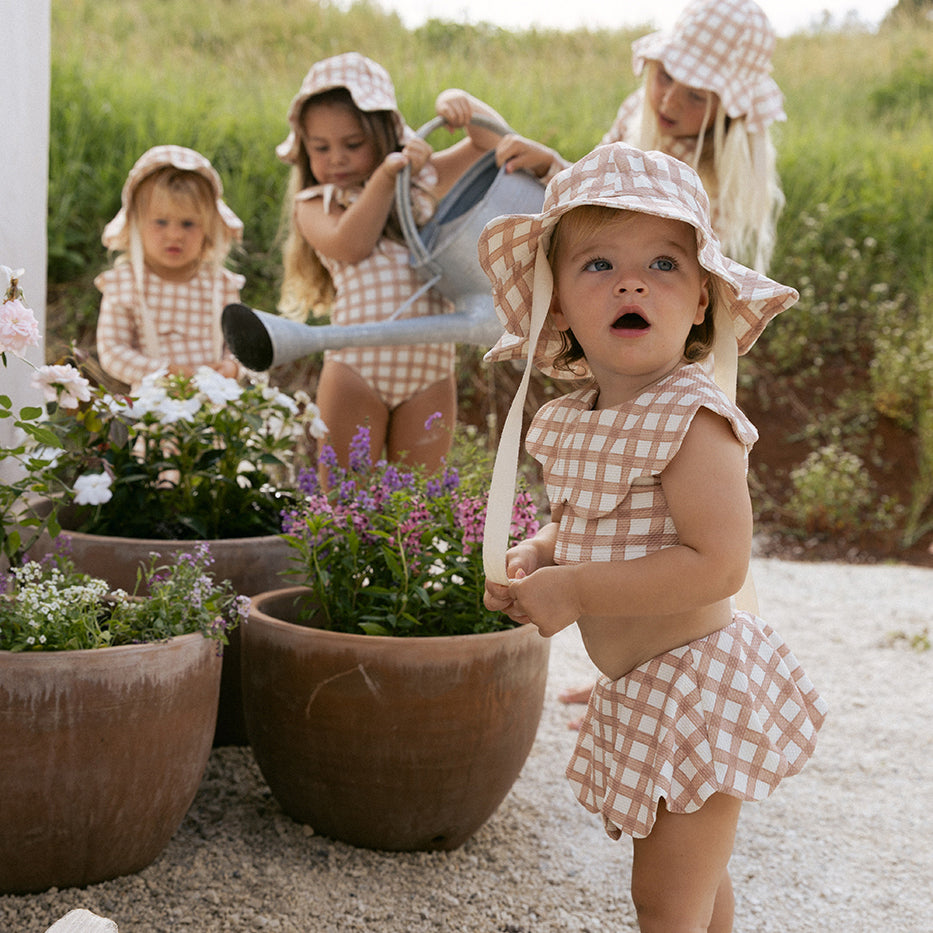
[102,145,243,250]
[480,142,798,381]
[276,52,413,165]
[479,142,798,584]
[632,0,785,134]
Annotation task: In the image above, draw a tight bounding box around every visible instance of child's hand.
[495,134,563,179]
[434,89,474,130]
[506,566,581,638]
[383,138,432,178]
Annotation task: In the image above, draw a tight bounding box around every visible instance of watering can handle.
[394,114,514,268]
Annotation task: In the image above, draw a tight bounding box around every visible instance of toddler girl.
[277,52,507,471]
[496,0,785,272]
[96,145,245,390]
[481,143,826,932]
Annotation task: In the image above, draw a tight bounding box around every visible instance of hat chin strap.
[710,301,760,614]
[711,302,738,403]
[483,242,552,586]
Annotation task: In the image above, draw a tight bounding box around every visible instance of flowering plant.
[1,264,326,562]
[37,366,326,541]
[0,542,249,652]
[1,266,68,567]
[280,425,541,637]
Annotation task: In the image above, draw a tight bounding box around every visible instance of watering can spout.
[222,302,504,372]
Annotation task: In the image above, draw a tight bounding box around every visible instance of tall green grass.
[47,0,933,552]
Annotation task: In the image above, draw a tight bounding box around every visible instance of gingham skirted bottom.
[566,611,828,840]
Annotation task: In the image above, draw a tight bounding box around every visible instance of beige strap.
[483,241,551,585]
[713,303,760,614]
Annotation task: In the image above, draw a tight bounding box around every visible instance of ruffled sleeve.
[527,366,758,520]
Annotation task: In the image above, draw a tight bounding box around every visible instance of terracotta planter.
[242,587,550,852]
[0,633,220,894]
[29,525,292,746]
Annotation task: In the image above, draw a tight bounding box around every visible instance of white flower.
[154,396,202,424]
[0,296,41,356]
[31,364,92,408]
[306,403,328,440]
[73,472,113,505]
[123,383,168,418]
[193,366,243,405]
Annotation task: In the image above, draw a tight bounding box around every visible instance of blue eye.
[584,258,612,272]
[650,257,676,272]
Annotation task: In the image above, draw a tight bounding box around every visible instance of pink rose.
[0,297,41,356]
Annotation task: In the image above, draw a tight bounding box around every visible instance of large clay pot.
[0,633,220,894]
[30,526,292,746]
[242,587,550,852]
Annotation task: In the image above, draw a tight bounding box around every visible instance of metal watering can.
[221,114,546,371]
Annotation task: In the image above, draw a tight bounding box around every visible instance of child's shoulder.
[94,261,134,295]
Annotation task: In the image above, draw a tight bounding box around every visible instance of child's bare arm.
[293,151,416,264]
[506,409,752,634]
[431,89,513,198]
[495,133,570,180]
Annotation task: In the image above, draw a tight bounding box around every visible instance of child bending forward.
[481,143,827,932]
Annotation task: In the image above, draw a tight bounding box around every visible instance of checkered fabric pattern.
[529,365,827,839]
[102,146,242,252]
[306,189,455,407]
[566,611,828,839]
[480,143,797,381]
[277,53,409,166]
[526,366,758,563]
[631,0,785,134]
[95,263,244,389]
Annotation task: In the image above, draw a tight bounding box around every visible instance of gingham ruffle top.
[526,363,757,565]
[95,262,244,389]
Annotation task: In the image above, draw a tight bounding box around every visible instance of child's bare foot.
[558,684,593,705]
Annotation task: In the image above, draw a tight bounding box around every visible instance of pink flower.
[31,364,92,409]
[0,297,41,356]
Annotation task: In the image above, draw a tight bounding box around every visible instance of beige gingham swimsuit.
[95,263,244,389]
[526,364,827,839]
[301,184,455,410]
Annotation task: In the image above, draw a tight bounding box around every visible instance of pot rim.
[248,585,532,646]
[0,631,209,660]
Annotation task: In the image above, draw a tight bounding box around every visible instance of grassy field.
[46,0,933,559]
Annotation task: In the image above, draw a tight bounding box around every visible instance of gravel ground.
[3,556,931,933]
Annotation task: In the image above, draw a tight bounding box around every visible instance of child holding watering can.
[277,52,507,472]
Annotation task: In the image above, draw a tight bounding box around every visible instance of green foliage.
[784,444,901,537]
[0,545,249,651]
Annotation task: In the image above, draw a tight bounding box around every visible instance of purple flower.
[296,467,319,496]
[348,426,372,473]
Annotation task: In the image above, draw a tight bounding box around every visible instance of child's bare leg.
[387,375,456,472]
[558,684,594,704]
[316,360,388,469]
[631,793,741,933]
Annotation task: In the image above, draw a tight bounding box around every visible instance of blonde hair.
[634,61,783,272]
[547,205,715,376]
[278,88,403,321]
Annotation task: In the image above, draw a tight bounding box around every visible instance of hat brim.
[480,195,796,380]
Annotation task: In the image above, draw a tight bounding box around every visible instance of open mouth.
[612,312,649,331]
